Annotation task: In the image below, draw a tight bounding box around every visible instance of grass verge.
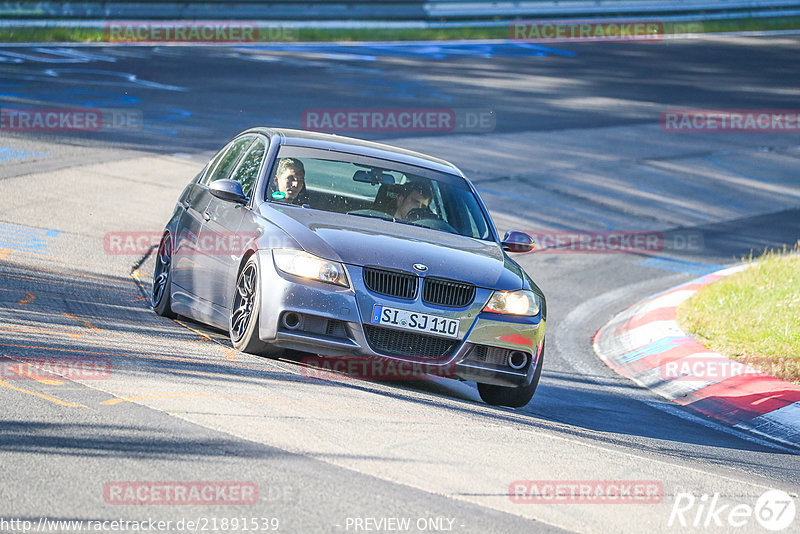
[677,244,800,384]
[0,16,798,43]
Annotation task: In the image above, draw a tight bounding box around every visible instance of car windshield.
[265,146,493,241]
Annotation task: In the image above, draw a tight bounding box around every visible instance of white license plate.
[370,305,460,338]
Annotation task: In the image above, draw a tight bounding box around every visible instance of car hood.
[262,205,524,290]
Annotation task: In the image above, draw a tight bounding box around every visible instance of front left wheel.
[230,256,271,355]
[477,341,544,408]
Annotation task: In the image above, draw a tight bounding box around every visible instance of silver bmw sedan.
[153,128,546,407]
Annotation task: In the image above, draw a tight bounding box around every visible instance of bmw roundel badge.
[413,263,428,272]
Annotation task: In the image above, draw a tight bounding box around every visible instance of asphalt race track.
[1,36,800,533]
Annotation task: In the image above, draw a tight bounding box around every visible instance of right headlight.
[483,290,541,316]
[273,249,349,287]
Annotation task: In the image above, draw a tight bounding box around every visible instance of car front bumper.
[256,251,546,387]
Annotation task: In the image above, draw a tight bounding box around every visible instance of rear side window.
[202,136,254,185]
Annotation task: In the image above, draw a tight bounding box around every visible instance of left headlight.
[273,249,349,287]
[483,290,541,316]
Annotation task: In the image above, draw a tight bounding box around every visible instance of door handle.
[202,210,212,222]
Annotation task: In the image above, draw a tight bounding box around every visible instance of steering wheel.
[405,207,437,222]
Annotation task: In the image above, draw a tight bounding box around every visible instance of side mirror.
[502,231,534,253]
[209,179,248,204]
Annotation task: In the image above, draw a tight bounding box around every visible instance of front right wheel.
[229,256,270,355]
[478,341,544,408]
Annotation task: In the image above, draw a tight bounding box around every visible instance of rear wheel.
[230,256,271,355]
[152,234,176,318]
[478,342,544,408]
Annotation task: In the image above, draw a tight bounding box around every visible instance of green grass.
[677,245,800,384]
[0,16,798,43]
[0,27,105,42]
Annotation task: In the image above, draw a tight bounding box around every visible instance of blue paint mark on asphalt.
[0,222,60,254]
[639,256,725,275]
[618,336,690,364]
[0,147,47,162]
[240,41,575,60]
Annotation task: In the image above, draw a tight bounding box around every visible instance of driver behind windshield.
[393,181,432,220]
[270,157,309,205]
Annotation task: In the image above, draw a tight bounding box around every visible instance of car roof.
[244,127,464,177]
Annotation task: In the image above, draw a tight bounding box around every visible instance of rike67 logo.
[669,489,796,531]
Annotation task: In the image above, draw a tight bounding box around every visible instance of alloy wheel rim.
[231,262,257,342]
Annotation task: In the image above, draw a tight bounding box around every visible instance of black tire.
[229,256,271,355]
[478,341,544,408]
[152,233,176,318]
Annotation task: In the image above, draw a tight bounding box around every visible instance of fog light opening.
[508,350,529,370]
[282,312,303,330]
